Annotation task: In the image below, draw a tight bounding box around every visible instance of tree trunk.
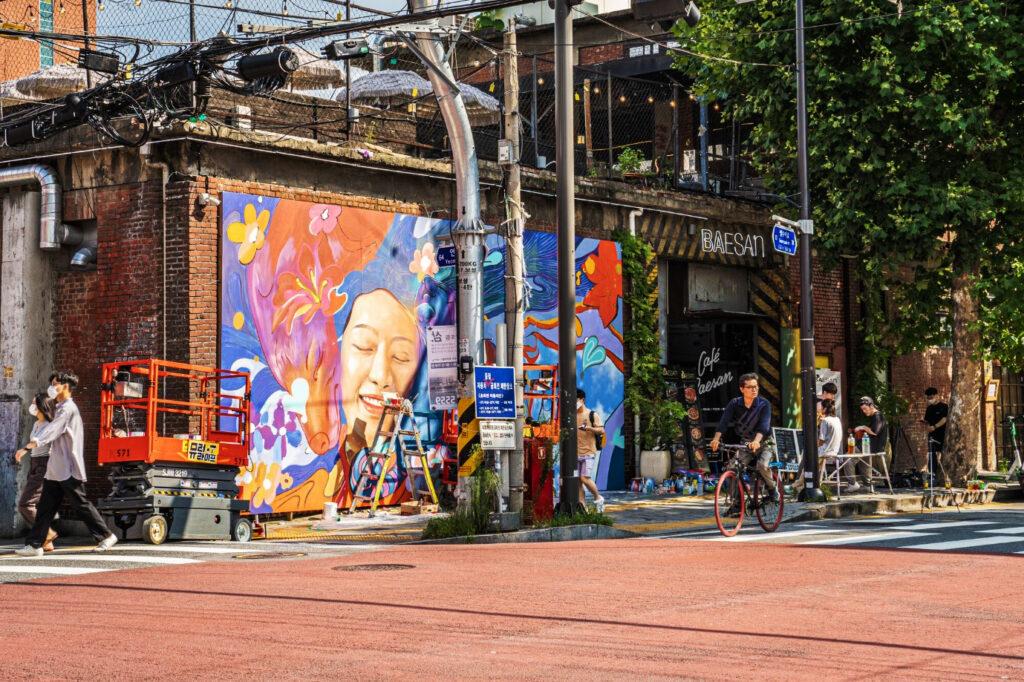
[944,256,982,485]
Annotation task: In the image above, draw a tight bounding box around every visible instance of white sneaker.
[15,545,43,558]
[595,497,606,513]
[93,534,118,552]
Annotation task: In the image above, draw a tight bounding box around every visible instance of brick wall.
[54,181,164,498]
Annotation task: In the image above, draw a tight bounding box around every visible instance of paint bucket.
[323,502,338,521]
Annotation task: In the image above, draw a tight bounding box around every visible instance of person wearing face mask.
[576,389,606,512]
[13,392,59,551]
[14,371,118,557]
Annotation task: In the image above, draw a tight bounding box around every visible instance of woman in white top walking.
[13,392,59,551]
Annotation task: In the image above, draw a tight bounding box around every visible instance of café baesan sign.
[700,228,766,259]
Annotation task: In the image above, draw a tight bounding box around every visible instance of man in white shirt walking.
[14,372,117,556]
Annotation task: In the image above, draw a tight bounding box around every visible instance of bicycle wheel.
[755,469,785,532]
[714,470,745,536]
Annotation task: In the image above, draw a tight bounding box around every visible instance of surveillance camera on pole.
[323,38,371,61]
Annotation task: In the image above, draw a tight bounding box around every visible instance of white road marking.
[979,526,1024,535]
[713,528,851,542]
[81,545,265,554]
[900,536,1024,551]
[32,555,199,564]
[839,518,914,524]
[890,521,999,531]
[803,531,937,545]
[0,565,108,575]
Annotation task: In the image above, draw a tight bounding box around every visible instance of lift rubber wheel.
[231,517,253,543]
[143,515,168,545]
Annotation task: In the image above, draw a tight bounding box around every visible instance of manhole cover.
[334,563,415,572]
[232,551,306,560]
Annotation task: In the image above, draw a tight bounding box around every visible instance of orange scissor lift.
[96,359,252,544]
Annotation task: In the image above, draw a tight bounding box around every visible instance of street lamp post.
[793,0,825,502]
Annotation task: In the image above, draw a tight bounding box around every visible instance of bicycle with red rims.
[713,443,784,537]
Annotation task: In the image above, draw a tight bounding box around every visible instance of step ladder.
[347,393,439,517]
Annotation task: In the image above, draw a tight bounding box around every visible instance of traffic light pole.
[554,0,580,514]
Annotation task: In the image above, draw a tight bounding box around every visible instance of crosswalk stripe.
[839,518,913,524]
[713,528,850,542]
[803,531,937,545]
[979,526,1024,535]
[32,555,200,565]
[89,545,263,554]
[0,566,108,575]
[899,536,1024,551]
[890,521,999,531]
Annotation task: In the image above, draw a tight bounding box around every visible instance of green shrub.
[420,466,499,540]
[536,509,614,528]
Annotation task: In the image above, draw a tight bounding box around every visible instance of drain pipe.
[628,208,644,474]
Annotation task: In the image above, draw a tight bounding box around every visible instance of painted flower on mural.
[271,240,349,335]
[580,241,622,327]
[408,242,439,281]
[308,204,342,236]
[227,203,271,265]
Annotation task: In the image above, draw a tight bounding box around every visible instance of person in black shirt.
[710,373,778,502]
[922,387,948,483]
[847,396,888,493]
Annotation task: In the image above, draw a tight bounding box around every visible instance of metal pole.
[189,1,197,42]
[531,56,539,166]
[671,83,680,187]
[411,0,485,503]
[82,0,93,87]
[699,97,708,191]
[345,0,352,139]
[795,0,824,502]
[503,25,525,516]
[554,0,579,514]
[606,72,613,176]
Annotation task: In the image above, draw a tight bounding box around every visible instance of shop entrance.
[667,318,757,430]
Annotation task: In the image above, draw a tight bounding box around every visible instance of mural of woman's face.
[340,289,420,444]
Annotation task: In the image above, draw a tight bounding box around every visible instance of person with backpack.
[576,388,606,512]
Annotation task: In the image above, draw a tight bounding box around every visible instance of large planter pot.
[639,450,671,482]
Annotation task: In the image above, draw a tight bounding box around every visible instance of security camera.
[198,192,221,207]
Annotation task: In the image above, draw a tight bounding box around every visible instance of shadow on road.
[10,580,1022,663]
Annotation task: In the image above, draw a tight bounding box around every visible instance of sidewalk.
[603,481,1021,535]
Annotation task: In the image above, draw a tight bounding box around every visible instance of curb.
[787,487,1016,523]
[409,523,639,545]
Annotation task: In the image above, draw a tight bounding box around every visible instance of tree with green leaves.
[675,0,1024,482]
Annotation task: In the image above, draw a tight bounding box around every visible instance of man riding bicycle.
[709,373,779,503]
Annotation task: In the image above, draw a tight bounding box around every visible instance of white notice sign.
[480,420,516,450]
[427,325,458,411]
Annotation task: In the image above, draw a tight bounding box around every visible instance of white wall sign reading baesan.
[697,346,734,396]
[700,229,765,259]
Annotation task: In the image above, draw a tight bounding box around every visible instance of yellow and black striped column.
[456,397,482,477]
[749,268,790,411]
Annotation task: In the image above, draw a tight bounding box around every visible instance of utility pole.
[503,22,525,516]
[554,0,580,514]
[410,0,485,503]
[794,0,825,502]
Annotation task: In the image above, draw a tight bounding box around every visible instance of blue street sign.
[474,366,517,419]
[772,224,798,256]
[437,245,457,267]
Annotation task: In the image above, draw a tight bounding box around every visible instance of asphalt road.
[648,505,1024,554]
[1,508,1022,679]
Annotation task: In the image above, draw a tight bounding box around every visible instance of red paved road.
[2,540,1022,680]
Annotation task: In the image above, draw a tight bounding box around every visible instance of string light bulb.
[59,1,65,13]
[618,94,626,103]
[713,102,720,111]
[225,0,233,7]
[669,100,677,108]
[98,1,106,11]
[134,0,142,7]
[537,77,544,86]
[593,86,601,95]
[647,95,654,104]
